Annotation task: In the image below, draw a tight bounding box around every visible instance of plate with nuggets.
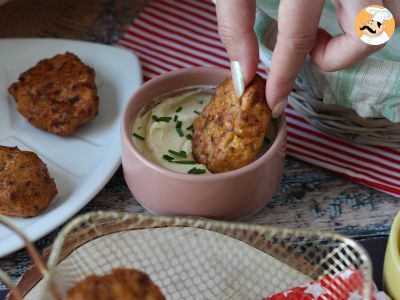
[0,38,142,256]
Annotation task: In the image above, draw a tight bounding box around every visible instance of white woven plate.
[0,38,142,257]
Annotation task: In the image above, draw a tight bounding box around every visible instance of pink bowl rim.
[121,67,287,182]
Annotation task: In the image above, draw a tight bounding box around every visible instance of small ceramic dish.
[121,67,287,220]
[383,211,400,298]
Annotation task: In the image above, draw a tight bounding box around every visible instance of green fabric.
[255,1,400,122]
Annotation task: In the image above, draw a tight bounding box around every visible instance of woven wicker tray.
[1,211,373,299]
[289,89,400,148]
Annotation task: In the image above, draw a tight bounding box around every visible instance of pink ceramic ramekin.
[121,67,287,220]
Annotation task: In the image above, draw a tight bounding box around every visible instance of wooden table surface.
[0,0,399,298]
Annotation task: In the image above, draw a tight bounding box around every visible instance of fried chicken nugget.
[8,52,99,136]
[0,146,57,217]
[66,268,165,300]
[193,74,271,173]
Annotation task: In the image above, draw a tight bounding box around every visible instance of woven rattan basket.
[1,211,373,299]
[257,14,400,149]
[289,89,400,148]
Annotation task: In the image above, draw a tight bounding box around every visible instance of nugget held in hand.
[66,268,165,300]
[0,146,57,217]
[193,74,271,173]
[8,52,99,136]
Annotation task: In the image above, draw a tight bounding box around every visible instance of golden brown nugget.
[0,146,57,217]
[8,52,99,136]
[193,74,271,173]
[66,268,165,300]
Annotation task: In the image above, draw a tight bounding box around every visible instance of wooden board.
[0,0,105,38]
[91,159,400,239]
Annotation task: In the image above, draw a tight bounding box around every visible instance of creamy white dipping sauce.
[132,86,276,175]
[132,86,214,174]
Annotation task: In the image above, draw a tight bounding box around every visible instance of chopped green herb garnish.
[158,117,172,122]
[174,115,178,122]
[133,133,145,141]
[176,121,184,137]
[164,151,194,164]
[163,154,174,162]
[188,167,206,174]
[186,134,193,140]
[168,150,187,158]
[186,124,193,131]
[194,110,200,115]
[176,106,183,112]
[198,100,204,104]
[152,115,172,122]
[138,126,141,130]
[176,127,184,137]
[173,160,197,165]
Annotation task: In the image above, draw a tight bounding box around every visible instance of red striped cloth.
[116,0,400,197]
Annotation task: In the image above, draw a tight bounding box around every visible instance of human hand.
[216,0,399,118]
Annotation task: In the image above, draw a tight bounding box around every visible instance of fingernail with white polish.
[272,99,288,118]
[231,61,244,98]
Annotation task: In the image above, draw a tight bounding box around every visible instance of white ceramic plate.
[0,38,142,257]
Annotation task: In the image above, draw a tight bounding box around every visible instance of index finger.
[216,0,259,97]
[266,0,324,117]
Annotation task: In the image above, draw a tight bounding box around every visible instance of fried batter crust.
[66,268,165,300]
[8,52,99,136]
[0,146,57,217]
[193,74,271,173]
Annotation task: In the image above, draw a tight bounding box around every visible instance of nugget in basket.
[66,268,165,300]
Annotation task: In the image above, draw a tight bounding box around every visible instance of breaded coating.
[0,146,57,217]
[193,74,271,173]
[8,52,99,136]
[66,268,165,300]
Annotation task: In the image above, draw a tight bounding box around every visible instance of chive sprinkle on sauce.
[164,152,195,164]
[168,149,187,158]
[186,134,193,140]
[174,115,178,122]
[163,154,174,162]
[176,106,183,112]
[133,133,145,141]
[172,160,197,165]
[188,167,206,174]
[198,100,204,104]
[176,121,184,137]
[194,110,200,115]
[176,127,184,137]
[152,115,172,122]
[186,124,193,131]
